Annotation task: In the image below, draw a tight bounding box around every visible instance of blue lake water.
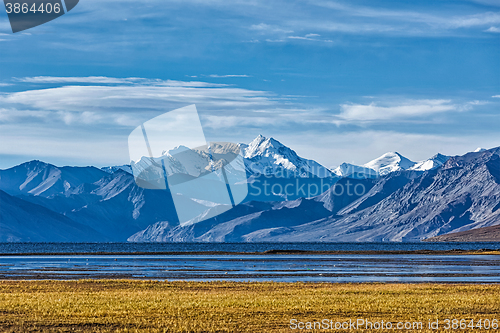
[1,254,500,282]
[0,242,499,254]
[1,243,499,282]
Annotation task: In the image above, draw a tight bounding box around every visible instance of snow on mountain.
[363,152,416,176]
[241,135,333,178]
[409,153,450,172]
[474,148,487,153]
[4,139,500,243]
[104,135,333,179]
[333,152,450,177]
[332,163,378,178]
[130,147,500,242]
[101,165,132,174]
[0,161,109,198]
[130,143,245,183]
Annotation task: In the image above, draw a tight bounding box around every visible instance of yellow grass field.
[0,280,499,332]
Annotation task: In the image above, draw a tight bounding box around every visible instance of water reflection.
[1,254,500,282]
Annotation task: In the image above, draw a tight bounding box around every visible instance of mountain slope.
[130,148,500,242]
[101,165,133,174]
[0,160,108,198]
[64,170,212,241]
[255,148,500,242]
[0,162,210,241]
[424,224,500,242]
[128,177,375,242]
[0,190,107,242]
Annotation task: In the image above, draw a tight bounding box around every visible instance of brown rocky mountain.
[425,224,500,242]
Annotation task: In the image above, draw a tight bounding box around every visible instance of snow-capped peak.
[363,152,416,176]
[474,147,487,153]
[243,135,284,159]
[241,135,333,178]
[409,153,450,172]
[332,163,378,178]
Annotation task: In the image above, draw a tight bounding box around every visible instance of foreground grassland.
[0,281,499,332]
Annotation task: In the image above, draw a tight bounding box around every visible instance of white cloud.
[288,34,333,42]
[15,76,226,87]
[338,99,462,122]
[207,74,251,78]
[450,12,500,28]
[16,76,140,84]
[493,95,500,98]
[0,78,284,128]
[485,26,500,32]
[1,76,498,168]
[295,1,500,36]
[250,23,293,34]
[2,83,484,131]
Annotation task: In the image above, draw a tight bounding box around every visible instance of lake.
[0,243,499,283]
[1,242,499,254]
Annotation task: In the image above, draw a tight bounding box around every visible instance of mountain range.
[0,135,498,242]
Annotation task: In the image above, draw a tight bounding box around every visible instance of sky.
[0,0,499,169]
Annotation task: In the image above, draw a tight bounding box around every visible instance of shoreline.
[1,248,500,256]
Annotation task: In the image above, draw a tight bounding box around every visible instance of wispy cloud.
[310,1,500,28]
[0,77,284,128]
[250,23,293,34]
[468,0,500,6]
[450,12,500,28]
[15,76,227,87]
[485,26,500,32]
[493,95,500,98]
[207,74,252,78]
[0,76,324,166]
[287,33,333,42]
[0,76,498,168]
[278,1,500,38]
[338,99,477,123]
[0,79,489,130]
[16,76,140,84]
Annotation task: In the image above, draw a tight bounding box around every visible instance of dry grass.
[0,280,499,332]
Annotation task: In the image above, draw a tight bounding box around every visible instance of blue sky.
[0,0,499,169]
